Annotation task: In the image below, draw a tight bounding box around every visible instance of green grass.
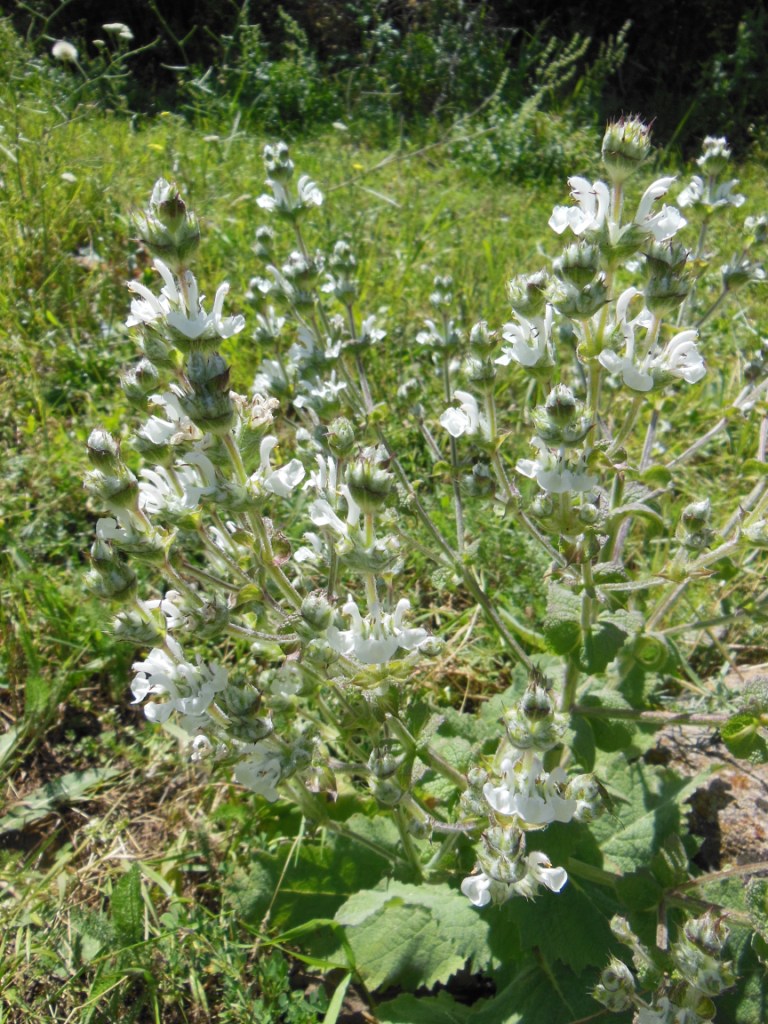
[2,17,768,1023]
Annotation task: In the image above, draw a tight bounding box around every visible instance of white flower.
[127,259,245,344]
[143,590,186,631]
[166,275,245,342]
[234,744,284,801]
[482,756,577,826]
[439,390,486,438]
[549,175,685,242]
[304,454,338,497]
[126,258,177,328]
[524,851,568,893]
[679,174,745,210]
[415,319,443,347]
[293,372,347,411]
[309,486,361,539]
[496,306,554,369]
[140,391,199,446]
[327,596,429,665]
[102,22,134,41]
[248,436,305,499]
[131,637,227,724]
[599,326,705,393]
[461,873,492,907]
[634,177,687,241]
[257,175,323,216]
[517,438,596,494]
[461,851,567,907]
[297,175,323,207]
[549,176,611,235]
[52,40,78,62]
[652,330,706,384]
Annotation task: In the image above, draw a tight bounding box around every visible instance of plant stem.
[572,704,728,728]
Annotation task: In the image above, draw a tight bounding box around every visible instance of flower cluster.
[461,679,602,907]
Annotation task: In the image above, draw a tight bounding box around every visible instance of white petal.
[461,873,492,907]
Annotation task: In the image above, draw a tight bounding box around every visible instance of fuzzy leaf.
[579,690,635,751]
[377,991,473,1023]
[225,813,399,934]
[721,714,768,763]
[334,881,490,992]
[543,586,582,655]
[510,873,615,972]
[591,756,707,874]
[470,958,597,1023]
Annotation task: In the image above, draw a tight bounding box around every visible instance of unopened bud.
[593,958,636,1012]
[551,278,608,320]
[507,271,548,318]
[602,117,652,183]
[326,417,356,458]
[301,592,334,632]
[553,242,601,288]
[645,270,690,317]
[87,429,121,469]
[264,141,294,183]
[469,320,497,352]
[347,456,393,512]
[134,178,200,272]
[122,358,162,403]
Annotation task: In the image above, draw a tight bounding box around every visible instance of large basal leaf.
[590,754,709,874]
[335,881,491,992]
[510,873,617,974]
[225,812,399,933]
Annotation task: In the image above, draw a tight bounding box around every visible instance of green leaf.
[615,867,663,911]
[591,756,708,874]
[225,813,399,935]
[743,458,768,477]
[649,833,691,888]
[377,991,473,1023]
[639,465,672,487]
[570,714,596,770]
[543,586,582,655]
[579,690,635,752]
[581,618,628,673]
[335,881,490,992]
[111,864,144,948]
[470,958,597,1024]
[721,714,768,763]
[752,932,768,968]
[0,767,120,834]
[510,873,616,973]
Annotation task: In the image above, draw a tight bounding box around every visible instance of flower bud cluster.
[595,913,734,1021]
[678,137,745,213]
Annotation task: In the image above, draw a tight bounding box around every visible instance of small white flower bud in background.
[52,40,78,62]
